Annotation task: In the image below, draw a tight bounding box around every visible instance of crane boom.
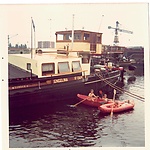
[118,28,133,34]
[108,26,116,30]
[108,21,133,45]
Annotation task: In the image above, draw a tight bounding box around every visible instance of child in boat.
[98,93,110,103]
[98,90,104,98]
[88,89,97,98]
[113,101,122,108]
[88,89,97,101]
[97,93,108,104]
[102,94,108,101]
[125,100,130,103]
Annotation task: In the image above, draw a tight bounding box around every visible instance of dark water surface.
[9,74,144,148]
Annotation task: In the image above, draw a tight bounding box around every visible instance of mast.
[34,31,36,51]
[31,17,33,59]
[71,14,75,51]
[31,17,35,58]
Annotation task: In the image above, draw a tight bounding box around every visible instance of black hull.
[9,71,120,108]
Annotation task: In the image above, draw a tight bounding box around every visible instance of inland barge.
[9,50,121,108]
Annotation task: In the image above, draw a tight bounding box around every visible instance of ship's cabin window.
[57,34,64,40]
[74,33,81,41]
[65,34,72,40]
[84,33,90,41]
[82,58,89,64]
[82,55,90,64]
[42,63,55,76]
[97,36,101,43]
[58,62,70,73]
[72,61,81,72]
[27,63,31,70]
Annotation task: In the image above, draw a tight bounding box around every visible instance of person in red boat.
[97,92,110,104]
[88,89,97,98]
[98,90,108,102]
[99,90,104,98]
[113,101,122,108]
[88,89,97,101]
[101,93,113,103]
[102,94,108,102]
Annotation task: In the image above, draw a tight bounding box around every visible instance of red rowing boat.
[77,94,108,107]
[98,100,135,114]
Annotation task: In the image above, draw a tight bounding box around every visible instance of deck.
[9,63,38,81]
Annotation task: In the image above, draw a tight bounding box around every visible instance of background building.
[38,41,55,48]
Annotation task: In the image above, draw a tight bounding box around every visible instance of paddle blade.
[69,98,87,108]
[113,89,116,95]
[110,110,113,117]
[69,105,76,108]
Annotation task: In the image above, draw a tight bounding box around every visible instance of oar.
[110,89,116,117]
[70,98,88,108]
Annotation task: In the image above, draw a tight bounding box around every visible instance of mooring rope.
[95,72,145,102]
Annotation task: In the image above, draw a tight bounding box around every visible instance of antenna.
[48,18,52,41]
[98,14,104,32]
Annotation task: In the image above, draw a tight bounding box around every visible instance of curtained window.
[42,63,55,76]
[58,62,70,73]
[72,61,81,72]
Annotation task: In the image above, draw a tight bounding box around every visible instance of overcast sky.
[0,3,149,48]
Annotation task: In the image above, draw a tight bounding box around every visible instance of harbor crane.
[108,21,133,45]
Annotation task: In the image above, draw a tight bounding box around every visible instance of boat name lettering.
[74,76,82,80]
[53,78,68,83]
[11,85,29,89]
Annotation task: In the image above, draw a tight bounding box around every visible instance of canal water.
[9,71,144,148]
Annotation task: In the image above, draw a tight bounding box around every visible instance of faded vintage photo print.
[0,2,149,150]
